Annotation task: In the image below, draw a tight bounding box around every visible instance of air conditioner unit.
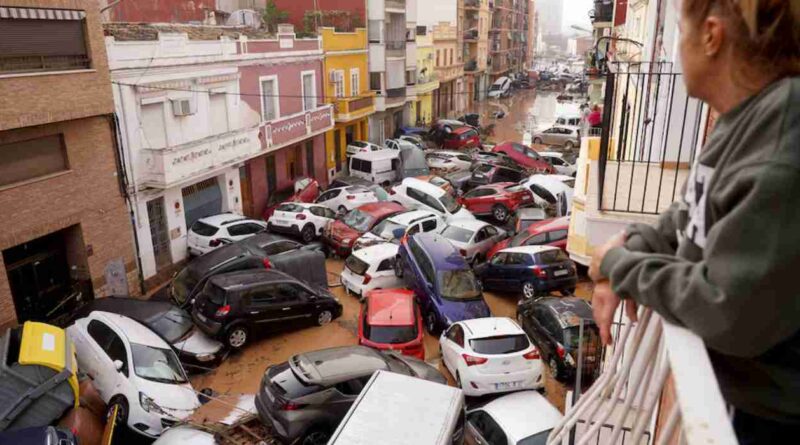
[171,98,196,116]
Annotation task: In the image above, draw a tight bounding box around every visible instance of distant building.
[414,28,440,124]
[0,0,139,326]
[463,0,491,103]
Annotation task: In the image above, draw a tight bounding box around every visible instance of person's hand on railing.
[589,231,638,344]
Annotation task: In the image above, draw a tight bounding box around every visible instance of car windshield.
[371,219,406,239]
[131,343,188,384]
[365,324,418,344]
[439,193,461,213]
[537,249,570,264]
[149,308,194,343]
[401,149,430,175]
[437,270,482,300]
[345,254,370,276]
[190,221,218,236]
[469,334,530,354]
[525,149,540,159]
[171,267,198,305]
[342,209,376,232]
[441,225,474,243]
[518,429,553,445]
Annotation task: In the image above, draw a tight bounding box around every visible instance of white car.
[531,125,580,149]
[439,219,507,264]
[353,209,446,250]
[384,138,420,151]
[522,174,574,215]
[540,151,577,177]
[67,311,200,438]
[340,243,404,297]
[465,391,563,444]
[425,151,473,174]
[153,426,215,445]
[315,185,379,214]
[391,177,475,222]
[187,214,267,256]
[346,141,383,157]
[266,202,336,243]
[440,317,543,397]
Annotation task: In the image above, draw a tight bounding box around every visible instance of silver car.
[532,125,580,148]
[440,219,507,265]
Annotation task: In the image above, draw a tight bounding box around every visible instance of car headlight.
[195,353,216,362]
[139,392,162,414]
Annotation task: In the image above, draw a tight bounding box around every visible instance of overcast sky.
[560,0,594,34]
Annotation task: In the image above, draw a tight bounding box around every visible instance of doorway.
[266,155,277,194]
[239,165,253,217]
[146,197,172,272]
[181,177,223,229]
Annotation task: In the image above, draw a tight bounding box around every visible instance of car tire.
[549,357,563,381]
[565,141,574,149]
[425,311,440,335]
[302,428,332,445]
[533,137,543,145]
[492,204,510,223]
[522,281,537,299]
[316,310,333,326]
[226,325,249,349]
[106,396,129,427]
[393,256,404,278]
[301,224,316,243]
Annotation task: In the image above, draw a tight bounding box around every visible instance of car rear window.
[469,334,530,354]
[441,225,474,243]
[191,221,219,236]
[537,249,570,264]
[365,324,418,344]
[345,254,370,276]
[204,282,227,305]
[269,362,323,399]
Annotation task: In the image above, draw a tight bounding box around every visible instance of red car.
[487,216,570,258]
[323,202,405,256]
[457,182,534,222]
[262,178,320,220]
[441,126,482,150]
[492,141,556,173]
[358,289,425,360]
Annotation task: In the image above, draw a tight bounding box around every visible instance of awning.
[0,7,85,20]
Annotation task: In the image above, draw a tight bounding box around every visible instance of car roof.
[517,207,547,218]
[292,346,389,385]
[539,151,564,158]
[525,216,570,234]
[92,311,169,348]
[481,391,563,441]
[460,317,522,339]
[500,245,560,255]
[208,269,295,289]
[411,232,467,270]
[429,150,466,156]
[356,201,405,217]
[366,289,416,326]
[353,243,399,262]
[351,149,399,161]
[197,213,248,227]
[293,202,328,210]
[537,297,595,327]
[400,177,446,198]
[446,218,489,232]
[389,209,439,225]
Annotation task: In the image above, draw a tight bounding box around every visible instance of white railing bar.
[662,322,738,445]
[630,346,671,444]
[655,403,681,445]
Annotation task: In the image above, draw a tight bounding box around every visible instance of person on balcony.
[588,0,800,443]
[587,104,602,127]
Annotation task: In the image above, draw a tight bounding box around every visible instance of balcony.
[416,72,439,95]
[463,29,479,42]
[332,92,376,123]
[464,0,480,9]
[0,54,91,75]
[386,0,406,12]
[385,40,407,58]
[591,0,614,24]
[464,59,478,72]
[264,105,334,151]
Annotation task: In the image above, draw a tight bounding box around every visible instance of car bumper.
[340,271,369,297]
[269,221,301,236]
[255,392,296,444]
[460,365,544,397]
[192,311,224,337]
[536,276,578,292]
[128,405,186,438]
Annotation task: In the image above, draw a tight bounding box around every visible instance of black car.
[170,233,325,309]
[516,297,601,383]
[474,246,577,299]
[192,269,343,349]
[467,162,527,189]
[69,296,225,371]
[0,427,77,445]
[255,346,446,445]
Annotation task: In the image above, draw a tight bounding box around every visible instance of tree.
[262,0,289,34]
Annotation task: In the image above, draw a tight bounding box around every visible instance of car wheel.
[106,396,128,427]
[549,357,563,381]
[492,204,509,223]
[393,256,404,278]
[226,325,249,349]
[301,224,315,243]
[565,141,574,149]
[425,312,439,335]
[317,310,333,326]
[522,281,536,299]
[533,137,543,145]
[302,428,331,445]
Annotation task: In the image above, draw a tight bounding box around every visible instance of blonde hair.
[682,0,800,77]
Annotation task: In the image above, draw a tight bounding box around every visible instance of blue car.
[474,245,578,299]
[395,232,492,334]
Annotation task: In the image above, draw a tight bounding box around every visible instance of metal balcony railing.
[464,59,478,72]
[385,87,406,98]
[547,307,737,445]
[0,54,91,74]
[463,29,478,41]
[465,0,480,8]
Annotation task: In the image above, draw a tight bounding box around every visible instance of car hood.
[392,354,447,384]
[439,298,492,324]
[329,221,362,241]
[172,328,224,356]
[487,238,511,258]
[448,207,476,221]
[136,379,200,419]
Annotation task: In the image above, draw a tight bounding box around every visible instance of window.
[0,134,68,187]
[228,223,264,236]
[465,188,493,198]
[331,70,345,98]
[524,233,548,246]
[436,50,441,66]
[0,9,90,74]
[209,93,229,134]
[287,145,302,179]
[406,188,427,205]
[370,72,382,91]
[335,377,369,396]
[485,226,499,237]
[260,77,279,121]
[310,206,335,219]
[449,49,453,65]
[405,69,416,85]
[368,20,382,42]
[469,334,530,354]
[141,102,167,148]
[87,320,114,348]
[467,411,508,445]
[317,189,340,202]
[537,249,570,264]
[107,335,129,376]
[530,184,556,204]
[302,72,316,110]
[377,258,394,272]
[351,158,372,173]
[420,218,438,232]
[423,194,445,213]
[350,69,360,97]
[548,229,568,242]
[490,252,508,265]
[87,320,128,376]
[262,240,299,255]
[446,325,465,347]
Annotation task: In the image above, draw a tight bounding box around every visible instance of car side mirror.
[113,360,124,372]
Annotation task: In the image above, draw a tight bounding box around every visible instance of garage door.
[182,177,222,229]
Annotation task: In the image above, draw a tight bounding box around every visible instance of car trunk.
[535,250,574,280]
[468,334,532,374]
[195,282,227,322]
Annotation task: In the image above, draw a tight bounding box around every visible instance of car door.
[84,319,130,400]
[505,252,532,289]
[462,188,490,214]
[297,179,319,202]
[481,253,507,289]
[316,189,342,210]
[442,324,465,374]
[308,205,335,233]
[474,226,498,257]
[328,376,372,418]
[529,305,556,360]
[465,410,509,445]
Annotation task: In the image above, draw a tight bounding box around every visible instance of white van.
[487,76,511,98]
[328,370,465,445]
[349,149,401,185]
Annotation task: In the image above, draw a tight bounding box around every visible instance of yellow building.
[413,29,440,125]
[321,27,375,179]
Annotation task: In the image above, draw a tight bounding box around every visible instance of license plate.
[197,313,208,322]
[494,381,521,390]
[554,269,568,277]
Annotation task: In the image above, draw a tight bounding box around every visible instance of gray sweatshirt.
[600,76,800,422]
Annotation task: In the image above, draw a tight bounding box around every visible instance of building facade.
[413,28,440,125]
[367,0,418,142]
[432,21,465,118]
[106,23,332,284]
[463,0,490,103]
[0,0,138,327]
[321,27,375,179]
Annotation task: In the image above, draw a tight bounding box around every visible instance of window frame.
[258,75,280,121]
[301,70,317,111]
[349,68,360,98]
[0,133,70,188]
